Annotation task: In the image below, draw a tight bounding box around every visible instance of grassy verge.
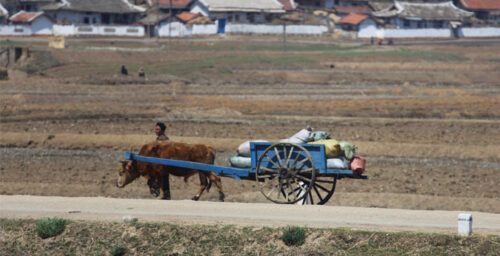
[322,47,466,61]
[1,218,499,255]
[0,39,46,46]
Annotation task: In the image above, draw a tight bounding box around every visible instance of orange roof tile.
[338,13,368,25]
[176,12,200,22]
[9,11,43,23]
[459,0,500,10]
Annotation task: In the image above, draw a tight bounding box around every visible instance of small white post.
[458,213,472,236]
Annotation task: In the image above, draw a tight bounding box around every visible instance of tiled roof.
[176,11,200,22]
[150,0,192,8]
[277,0,296,11]
[0,3,7,17]
[42,0,145,14]
[334,5,373,14]
[9,11,43,23]
[198,0,285,13]
[459,0,500,10]
[397,1,473,20]
[338,13,368,25]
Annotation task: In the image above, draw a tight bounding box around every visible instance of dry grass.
[1,218,499,255]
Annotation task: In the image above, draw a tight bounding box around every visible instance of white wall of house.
[192,24,218,34]
[227,24,328,34]
[158,20,192,37]
[53,24,144,37]
[458,27,500,37]
[358,26,452,38]
[0,25,32,35]
[31,16,53,35]
[357,19,377,38]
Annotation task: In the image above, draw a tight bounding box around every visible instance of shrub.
[281,226,306,246]
[35,218,67,239]
[110,245,128,256]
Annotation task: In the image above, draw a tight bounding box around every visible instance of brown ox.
[117,141,224,201]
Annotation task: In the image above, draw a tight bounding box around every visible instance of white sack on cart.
[229,155,252,168]
[279,128,314,144]
[326,157,350,169]
[237,140,269,157]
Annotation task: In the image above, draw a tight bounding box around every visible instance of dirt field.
[1,37,499,213]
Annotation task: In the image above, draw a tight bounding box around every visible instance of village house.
[40,0,145,25]
[9,10,53,34]
[374,1,473,29]
[190,0,285,26]
[455,0,500,24]
[337,13,372,30]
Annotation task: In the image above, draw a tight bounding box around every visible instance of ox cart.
[125,142,367,205]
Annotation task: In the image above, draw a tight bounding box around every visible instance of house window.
[235,14,240,22]
[417,21,423,28]
[227,15,233,22]
[83,17,90,24]
[403,20,410,28]
[92,18,97,24]
[248,13,254,23]
[433,21,442,28]
[315,1,321,7]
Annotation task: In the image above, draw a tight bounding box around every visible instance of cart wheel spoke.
[295,174,313,183]
[265,156,280,169]
[314,183,331,193]
[274,147,283,166]
[309,190,315,205]
[297,168,314,174]
[313,185,324,202]
[260,167,279,174]
[285,146,294,166]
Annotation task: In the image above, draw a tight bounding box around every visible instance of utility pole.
[169,0,172,45]
[156,0,160,43]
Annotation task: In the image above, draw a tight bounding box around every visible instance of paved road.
[1,195,499,235]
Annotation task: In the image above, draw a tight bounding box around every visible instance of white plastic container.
[458,213,472,236]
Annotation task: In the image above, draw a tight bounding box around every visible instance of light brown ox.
[117,141,224,201]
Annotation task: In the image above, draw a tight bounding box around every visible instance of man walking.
[154,122,170,199]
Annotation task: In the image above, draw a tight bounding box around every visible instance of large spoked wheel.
[297,175,337,205]
[255,143,316,204]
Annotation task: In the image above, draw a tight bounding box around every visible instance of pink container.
[350,156,366,175]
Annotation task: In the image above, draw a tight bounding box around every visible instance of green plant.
[110,245,128,256]
[35,218,67,239]
[281,226,306,246]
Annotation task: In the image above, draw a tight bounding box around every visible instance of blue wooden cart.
[125,142,367,205]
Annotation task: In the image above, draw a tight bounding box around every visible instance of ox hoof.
[219,192,225,202]
[192,195,200,201]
